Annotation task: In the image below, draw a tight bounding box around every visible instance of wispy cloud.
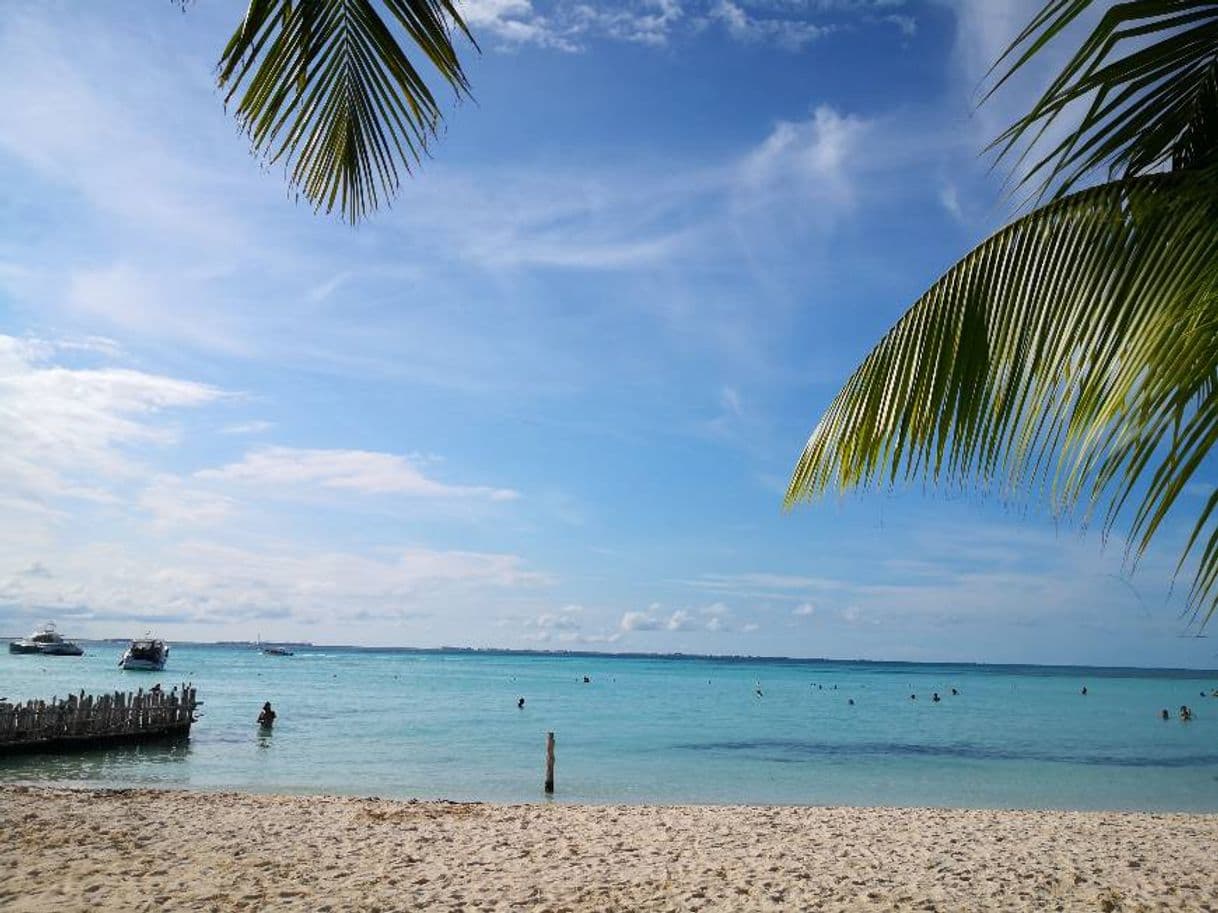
[707,1,833,51]
[220,420,274,436]
[197,447,519,501]
[0,334,228,509]
[0,541,549,627]
[460,0,903,51]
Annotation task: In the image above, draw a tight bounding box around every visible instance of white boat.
[8,622,84,656]
[256,634,294,656]
[119,637,169,671]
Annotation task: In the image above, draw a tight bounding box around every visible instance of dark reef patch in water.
[673,738,1218,768]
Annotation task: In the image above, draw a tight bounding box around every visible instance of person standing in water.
[257,701,276,729]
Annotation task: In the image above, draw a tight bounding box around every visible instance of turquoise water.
[2,644,1218,810]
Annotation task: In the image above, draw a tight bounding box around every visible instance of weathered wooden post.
[544,731,555,794]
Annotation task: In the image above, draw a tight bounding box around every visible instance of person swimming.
[910,694,916,700]
[932,692,941,703]
[950,688,958,696]
[755,688,764,698]
[257,701,276,729]
[517,697,525,709]
[1161,709,1170,720]
[1081,686,1088,696]
[583,676,590,683]
[848,698,854,706]
[1180,705,1193,721]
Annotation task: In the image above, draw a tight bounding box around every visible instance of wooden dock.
[0,685,198,755]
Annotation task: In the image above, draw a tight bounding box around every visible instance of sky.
[0,0,1212,667]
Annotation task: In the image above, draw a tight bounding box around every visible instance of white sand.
[2,786,1217,911]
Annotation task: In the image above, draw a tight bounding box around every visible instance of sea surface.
[2,643,1218,810]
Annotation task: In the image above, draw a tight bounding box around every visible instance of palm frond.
[786,169,1218,621]
[218,0,473,223]
[988,0,1218,199]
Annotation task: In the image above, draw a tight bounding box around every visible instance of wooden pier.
[0,685,198,755]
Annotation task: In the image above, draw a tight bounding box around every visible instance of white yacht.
[8,622,84,656]
[119,637,169,671]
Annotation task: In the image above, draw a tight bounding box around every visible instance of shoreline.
[4,786,1217,911]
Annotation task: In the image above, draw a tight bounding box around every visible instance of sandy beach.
[1,787,1216,912]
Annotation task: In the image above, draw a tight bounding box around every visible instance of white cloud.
[221,420,274,436]
[459,0,907,52]
[666,608,696,630]
[708,1,831,50]
[0,541,548,626]
[574,0,684,46]
[793,602,816,616]
[619,608,664,631]
[686,572,842,599]
[460,0,579,51]
[0,335,227,508]
[938,182,963,221]
[740,105,869,211]
[138,475,237,529]
[197,447,519,501]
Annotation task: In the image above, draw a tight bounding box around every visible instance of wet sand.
[2,786,1217,911]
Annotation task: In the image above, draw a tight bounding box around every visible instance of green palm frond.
[218,0,473,223]
[785,169,1218,620]
[989,0,1218,200]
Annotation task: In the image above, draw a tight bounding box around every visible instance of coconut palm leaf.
[988,0,1218,200]
[218,0,473,223]
[785,168,1218,620]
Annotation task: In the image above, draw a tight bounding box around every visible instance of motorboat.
[119,637,169,671]
[256,634,294,656]
[8,622,84,656]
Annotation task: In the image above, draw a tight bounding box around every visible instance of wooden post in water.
[544,731,555,794]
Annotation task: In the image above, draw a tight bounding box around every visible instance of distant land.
[0,636,1210,675]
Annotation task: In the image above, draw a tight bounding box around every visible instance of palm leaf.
[988,0,1218,200]
[218,0,473,223]
[785,169,1218,621]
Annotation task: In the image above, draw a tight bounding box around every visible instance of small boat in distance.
[119,637,169,671]
[256,633,294,656]
[8,622,84,656]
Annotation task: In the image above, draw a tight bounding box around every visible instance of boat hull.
[120,655,167,671]
[8,641,41,654]
[39,643,84,656]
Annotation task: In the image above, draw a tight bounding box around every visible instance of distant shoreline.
[6,637,1218,675]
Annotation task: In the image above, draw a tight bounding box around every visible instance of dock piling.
[544,731,555,794]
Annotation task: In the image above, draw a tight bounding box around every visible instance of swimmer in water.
[950,688,958,696]
[848,698,854,706]
[910,694,917,701]
[932,692,941,703]
[257,701,276,729]
[1161,709,1170,720]
[517,697,525,709]
[1081,686,1088,696]
[755,688,764,698]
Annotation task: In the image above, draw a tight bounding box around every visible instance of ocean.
[2,643,1217,810]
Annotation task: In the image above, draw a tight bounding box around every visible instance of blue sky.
[0,0,1212,666]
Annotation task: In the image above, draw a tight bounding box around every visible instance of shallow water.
[2,644,1217,810]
